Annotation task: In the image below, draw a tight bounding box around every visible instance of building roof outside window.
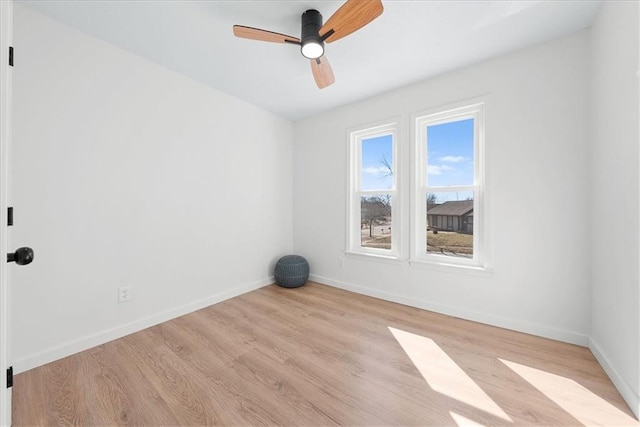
[428,200,474,216]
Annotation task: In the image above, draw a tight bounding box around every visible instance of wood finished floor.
[13,282,639,426]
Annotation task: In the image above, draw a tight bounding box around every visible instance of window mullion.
[425,185,476,193]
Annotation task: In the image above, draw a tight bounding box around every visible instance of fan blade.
[310,56,335,89]
[233,25,300,44]
[320,0,383,43]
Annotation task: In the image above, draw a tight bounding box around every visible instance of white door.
[0,1,14,424]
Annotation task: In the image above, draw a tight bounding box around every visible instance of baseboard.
[311,274,640,417]
[589,338,640,419]
[14,277,274,374]
[310,274,589,346]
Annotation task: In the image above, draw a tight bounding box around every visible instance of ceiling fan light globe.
[301,41,324,59]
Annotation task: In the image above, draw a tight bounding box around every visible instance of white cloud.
[439,155,467,163]
[362,166,390,176]
[428,166,442,175]
[427,164,455,175]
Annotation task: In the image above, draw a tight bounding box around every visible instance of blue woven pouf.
[274,255,309,288]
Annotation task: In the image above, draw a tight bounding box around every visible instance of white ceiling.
[19,0,602,121]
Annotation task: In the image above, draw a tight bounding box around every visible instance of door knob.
[7,247,34,265]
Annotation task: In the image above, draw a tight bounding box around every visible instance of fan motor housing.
[301,9,324,58]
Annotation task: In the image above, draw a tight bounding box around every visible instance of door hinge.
[7,207,13,226]
[8,46,13,67]
[6,367,12,388]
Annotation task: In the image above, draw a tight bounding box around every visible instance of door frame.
[0,0,13,424]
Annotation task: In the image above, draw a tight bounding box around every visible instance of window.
[413,103,485,267]
[346,101,487,271]
[348,122,399,257]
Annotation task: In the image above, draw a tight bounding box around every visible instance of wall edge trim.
[589,337,640,419]
[309,273,589,346]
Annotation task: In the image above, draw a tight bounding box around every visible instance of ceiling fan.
[232,0,384,89]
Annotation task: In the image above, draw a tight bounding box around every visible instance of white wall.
[294,31,591,344]
[11,5,293,372]
[589,0,640,417]
[11,2,639,418]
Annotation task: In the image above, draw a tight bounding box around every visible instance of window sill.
[345,251,408,266]
[409,259,494,277]
[343,252,494,276]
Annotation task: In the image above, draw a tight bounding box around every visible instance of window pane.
[361,134,393,190]
[426,118,474,187]
[361,194,392,250]
[426,191,473,258]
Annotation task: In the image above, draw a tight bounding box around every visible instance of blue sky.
[426,118,474,187]
[361,134,393,190]
[360,118,474,196]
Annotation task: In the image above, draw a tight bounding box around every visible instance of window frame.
[411,102,486,268]
[347,120,401,258]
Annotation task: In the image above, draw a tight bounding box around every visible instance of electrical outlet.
[338,257,345,268]
[118,286,131,303]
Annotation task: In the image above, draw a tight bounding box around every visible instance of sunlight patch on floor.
[500,359,639,427]
[450,411,487,426]
[388,326,511,422]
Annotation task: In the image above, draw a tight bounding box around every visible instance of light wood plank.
[233,25,300,44]
[12,282,639,426]
[310,57,335,89]
[321,0,384,43]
